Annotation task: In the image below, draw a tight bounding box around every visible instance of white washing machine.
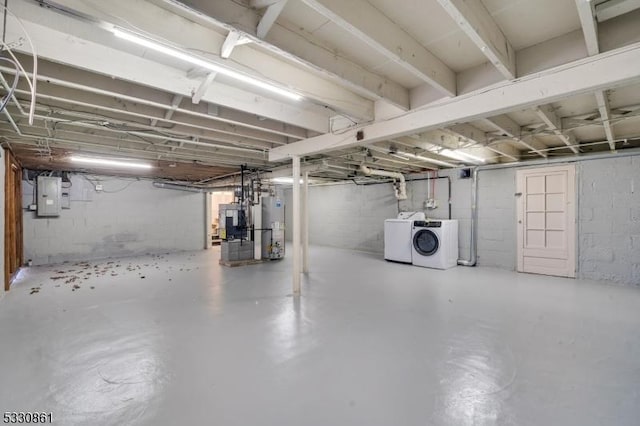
[384,212,426,263]
[411,219,459,269]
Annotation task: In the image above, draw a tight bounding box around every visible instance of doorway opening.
[209,191,234,246]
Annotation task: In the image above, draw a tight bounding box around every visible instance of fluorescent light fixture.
[112,28,302,101]
[397,151,457,167]
[440,149,486,164]
[70,156,153,169]
[271,177,304,184]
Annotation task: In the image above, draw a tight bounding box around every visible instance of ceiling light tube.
[112,28,302,101]
[71,156,153,169]
[398,151,457,167]
[271,177,304,184]
[439,149,485,164]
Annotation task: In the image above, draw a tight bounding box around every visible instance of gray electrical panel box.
[37,176,62,217]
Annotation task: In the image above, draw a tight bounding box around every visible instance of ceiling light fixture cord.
[0,2,37,125]
[0,56,18,112]
[2,0,7,43]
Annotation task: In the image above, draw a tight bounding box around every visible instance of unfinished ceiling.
[1,0,640,183]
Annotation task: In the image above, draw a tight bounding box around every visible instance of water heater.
[261,196,285,259]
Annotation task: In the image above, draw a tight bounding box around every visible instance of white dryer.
[411,219,459,269]
[384,212,425,263]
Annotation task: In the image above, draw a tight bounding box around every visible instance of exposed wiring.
[2,0,7,43]
[0,56,18,112]
[82,174,140,193]
[0,2,37,125]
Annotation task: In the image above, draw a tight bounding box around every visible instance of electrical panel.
[37,176,62,217]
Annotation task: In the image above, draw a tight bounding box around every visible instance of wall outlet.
[28,204,37,211]
[425,199,438,209]
[95,184,103,192]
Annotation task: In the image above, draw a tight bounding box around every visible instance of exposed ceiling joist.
[446,123,519,161]
[595,91,616,151]
[220,30,252,59]
[300,0,456,96]
[575,0,599,56]
[250,0,285,8]
[269,43,640,160]
[595,0,640,22]
[256,0,288,39]
[153,0,411,110]
[436,0,516,80]
[483,115,548,158]
[575,0,617,152]
[14,0,366,126]
[191,72,217,104]
[151,94,183,126]
[0,56,308,141]
[535,105,580,154]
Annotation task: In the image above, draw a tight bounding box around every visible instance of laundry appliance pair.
[384,212,458,269]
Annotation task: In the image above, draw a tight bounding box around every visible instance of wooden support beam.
[269,43,640,160]
[301,0,456,96]
[257,0,288,39]
[483,115,547,157]
[436,0,516,79]
[535,105,580,154]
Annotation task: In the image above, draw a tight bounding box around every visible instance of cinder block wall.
[578,156,640,284]
[284,182,398,252]
[284,155,640,286]
[476,168,517,269]
[282,169,474,256]
[23,174,206,265]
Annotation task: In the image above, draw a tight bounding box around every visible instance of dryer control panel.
[414,220,441,227]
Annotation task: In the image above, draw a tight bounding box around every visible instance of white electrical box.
[37,176,62,217]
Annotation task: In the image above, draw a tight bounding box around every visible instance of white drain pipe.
[360,164,407,200]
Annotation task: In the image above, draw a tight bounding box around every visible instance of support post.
[292,155,301,294]
[302,170,309,273]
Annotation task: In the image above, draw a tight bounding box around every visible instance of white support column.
[302,170,309,274]
[292,155,301,295]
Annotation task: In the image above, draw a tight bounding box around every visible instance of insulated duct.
[359,164,407,200]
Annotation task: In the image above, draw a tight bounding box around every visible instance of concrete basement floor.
[0,246,639,426]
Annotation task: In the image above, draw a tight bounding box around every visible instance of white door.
[516,165,576,278]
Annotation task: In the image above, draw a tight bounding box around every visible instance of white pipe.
[302,170,309,274]
[292,155,301,295]
[359,164,407,200]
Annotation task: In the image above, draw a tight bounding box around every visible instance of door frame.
[4,150,23,291]
[516,164,576,278]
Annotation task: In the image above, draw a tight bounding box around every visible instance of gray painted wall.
[283,169,474,256]
[578,156,640,285]
[23,174,206,265]
[0,149,5,293]
[284,154,640,286]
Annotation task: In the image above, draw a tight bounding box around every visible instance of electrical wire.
[0,2,37,125]
[2,0,7,43]
[0,55,18,112]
